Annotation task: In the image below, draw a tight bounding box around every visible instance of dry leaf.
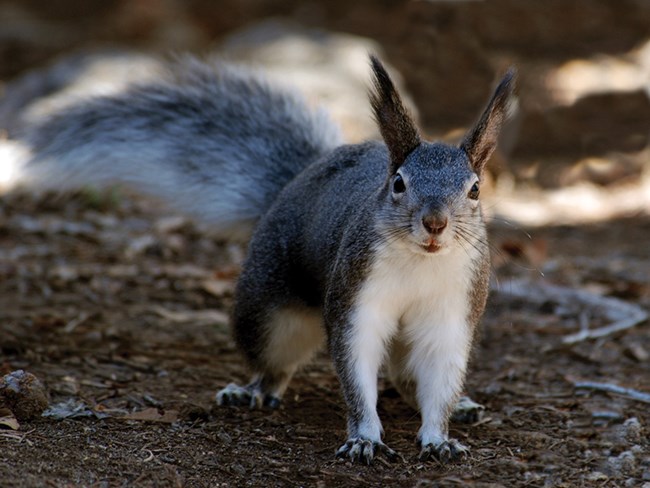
[160,264,210,279]
[123,408,178,423]
[150,306,228,325]
[154,216,189,234]
[43,399,112,420]
[201,278,235,297]
[0,409,19,430]
[124,234,157,259]
[496,237,548,270]
[214,265,241,280]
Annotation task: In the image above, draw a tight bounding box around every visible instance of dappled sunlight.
[0,139,28,193]
[545,38,650,106]
[487,168,650,227]
[1,1,650,485]
[501,38,650,217]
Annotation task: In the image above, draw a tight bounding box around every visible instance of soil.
[0,192,648,488]
[1,1,649,487]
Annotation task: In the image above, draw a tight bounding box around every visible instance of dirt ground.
[1,1,650,487]
[0,191,648,488]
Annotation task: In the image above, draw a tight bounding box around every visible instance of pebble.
[0,370,49,420]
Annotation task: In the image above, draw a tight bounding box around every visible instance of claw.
[336,437,399,465]
[264,395,282,409]
[250,390,264,409]
[215,383,281,410]
[451,396,485,424]
[379,443,399,462]
[216,383,251,407]
[418,438,469,463]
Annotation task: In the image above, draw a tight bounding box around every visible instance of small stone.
[604,450,637,476]
[0,370,49,421]
[178,403,210,422]
[217,431,233,445]
[586,471,608,482]
[621,417,642,444]
[229,463,246,475]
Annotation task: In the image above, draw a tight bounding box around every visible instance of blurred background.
[1,0,649,226]
[1,3,649,486]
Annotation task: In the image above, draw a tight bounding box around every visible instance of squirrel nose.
[422,214,448,235]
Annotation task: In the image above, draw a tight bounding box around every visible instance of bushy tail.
[1,56,342,240]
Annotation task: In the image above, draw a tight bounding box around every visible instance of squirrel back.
[1,56,341,240]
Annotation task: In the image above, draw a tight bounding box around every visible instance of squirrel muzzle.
[420,213,449,253]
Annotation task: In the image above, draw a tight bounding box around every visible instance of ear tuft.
[368,55,420,173]
[461,68,517,175]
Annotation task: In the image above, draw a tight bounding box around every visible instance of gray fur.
[368,55,420,172]
[9,56,342,240]
[5,55,515,464]
[461,68,517,174]
[229,63,514,463]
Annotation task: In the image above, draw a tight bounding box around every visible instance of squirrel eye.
[393,174,406,194]
[468,182,480,200]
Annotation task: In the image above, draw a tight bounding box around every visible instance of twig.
[141,448,155,462]
[572,381,650,404]
[63,311,91,333]
[495,279,648,344]
[0,430,34,446]
[562,313,647,344]
[149,305,229,325]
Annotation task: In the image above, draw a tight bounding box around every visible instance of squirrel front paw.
[418,438,469,463]
[215,382,281,409]
[335,437,399,465]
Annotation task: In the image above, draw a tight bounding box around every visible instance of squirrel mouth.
[420,239,441,253]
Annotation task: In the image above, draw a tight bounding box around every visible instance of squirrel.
[2,54,515,464]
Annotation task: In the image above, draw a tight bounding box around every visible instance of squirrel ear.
[369,55,420,174]
[461,68,517,175]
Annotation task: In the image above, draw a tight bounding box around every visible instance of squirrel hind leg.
[219,305,324,409]
[216,375,286,409]
[261,306,325,375]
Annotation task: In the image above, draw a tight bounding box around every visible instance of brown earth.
[0,190,648,487]
[1,1,649,487]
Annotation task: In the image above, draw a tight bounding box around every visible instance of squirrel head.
[369,55,516,256]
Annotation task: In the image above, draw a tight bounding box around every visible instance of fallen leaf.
[0,409,19,430]
[214,265,241,280]
[154,216,188,234]
[201,278,235,297]
[43,399,113,420]
[160,264,210,279]
[625,342,649,362]
[150,305,228,325]
[124,234,157,259]
[496,238,548,270]
[123,408,178,423]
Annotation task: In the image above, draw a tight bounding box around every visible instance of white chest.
[356,246,475,331]
[348,244,477,411]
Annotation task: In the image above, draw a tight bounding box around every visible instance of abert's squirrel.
[4,54,515,464]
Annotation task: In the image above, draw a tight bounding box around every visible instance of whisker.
[453,228,488,258]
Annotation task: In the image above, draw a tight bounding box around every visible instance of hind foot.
[450,396,485,424]
[216,382,281,409]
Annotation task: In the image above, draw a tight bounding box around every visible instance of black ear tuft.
[461,68,517,175]
[369,55,420,174]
